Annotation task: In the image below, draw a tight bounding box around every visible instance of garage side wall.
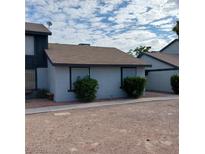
[146,70,179,92]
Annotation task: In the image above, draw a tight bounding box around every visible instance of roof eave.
[49,62,151,67]
[25,30,52,36]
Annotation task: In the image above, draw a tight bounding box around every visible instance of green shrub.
[170,74,179,94]
[122,77,146,98]
[74,76,99,102]
[36,89,48,98]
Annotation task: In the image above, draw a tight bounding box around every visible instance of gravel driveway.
[26,99,178,154]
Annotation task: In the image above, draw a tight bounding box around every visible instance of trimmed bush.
[74,76,99,102]
[122,77,146,98]
[170,74,179,94]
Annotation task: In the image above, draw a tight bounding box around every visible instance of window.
[122,68,137,78]
[25,69,36,90]
[121,67,137,86]
[25,36,34,55]
[69,67,90,90]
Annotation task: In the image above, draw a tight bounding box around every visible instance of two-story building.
[25,22,51,92]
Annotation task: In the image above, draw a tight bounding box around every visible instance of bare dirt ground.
[26,99,178,154]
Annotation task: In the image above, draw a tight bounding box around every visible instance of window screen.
[25,36,34,55]
[122,68,137,78]
[25,69,36,90]
[71,67,89,90]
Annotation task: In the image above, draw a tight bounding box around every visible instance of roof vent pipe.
[78,43,90,46]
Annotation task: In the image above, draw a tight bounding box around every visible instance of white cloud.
[151,18,174,26]
[113,0,178,25]
[26,0,178,52]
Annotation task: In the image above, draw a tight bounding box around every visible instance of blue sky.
[26,0,178,52]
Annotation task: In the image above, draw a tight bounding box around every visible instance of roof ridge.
[149,51,159,53]
[26,22,44,26]
[49,43,118,49]
[48,43,146,62]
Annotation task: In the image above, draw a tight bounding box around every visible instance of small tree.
[46,21,52,29]
[74,76,99,102]
[172,21,179,36]
[128,46,151,57]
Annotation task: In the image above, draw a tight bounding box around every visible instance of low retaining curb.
[26,96,178,115]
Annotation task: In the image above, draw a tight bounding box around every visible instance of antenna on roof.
[47,21,52,29]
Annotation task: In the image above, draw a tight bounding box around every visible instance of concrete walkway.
[26,96,178,115]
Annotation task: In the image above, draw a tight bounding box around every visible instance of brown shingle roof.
[45,43,151,67]
[144,52,179,67]
[25,22,51,35]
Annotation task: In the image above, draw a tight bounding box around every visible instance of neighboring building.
[139,39,179,93]
[25,22,51,92]
[25,22,150,102]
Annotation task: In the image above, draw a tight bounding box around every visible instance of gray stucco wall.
[37,68,48,89]
[47,64,145,102]
[161,40,179,54]
[54,66,75,101]
[47,60,56,94]
[146,70,179,92]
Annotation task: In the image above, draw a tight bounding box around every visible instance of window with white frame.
[25,36,34,55]
[70,67,90,90]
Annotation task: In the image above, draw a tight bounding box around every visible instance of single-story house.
[139,39,179,93]
[25,22,151,102]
